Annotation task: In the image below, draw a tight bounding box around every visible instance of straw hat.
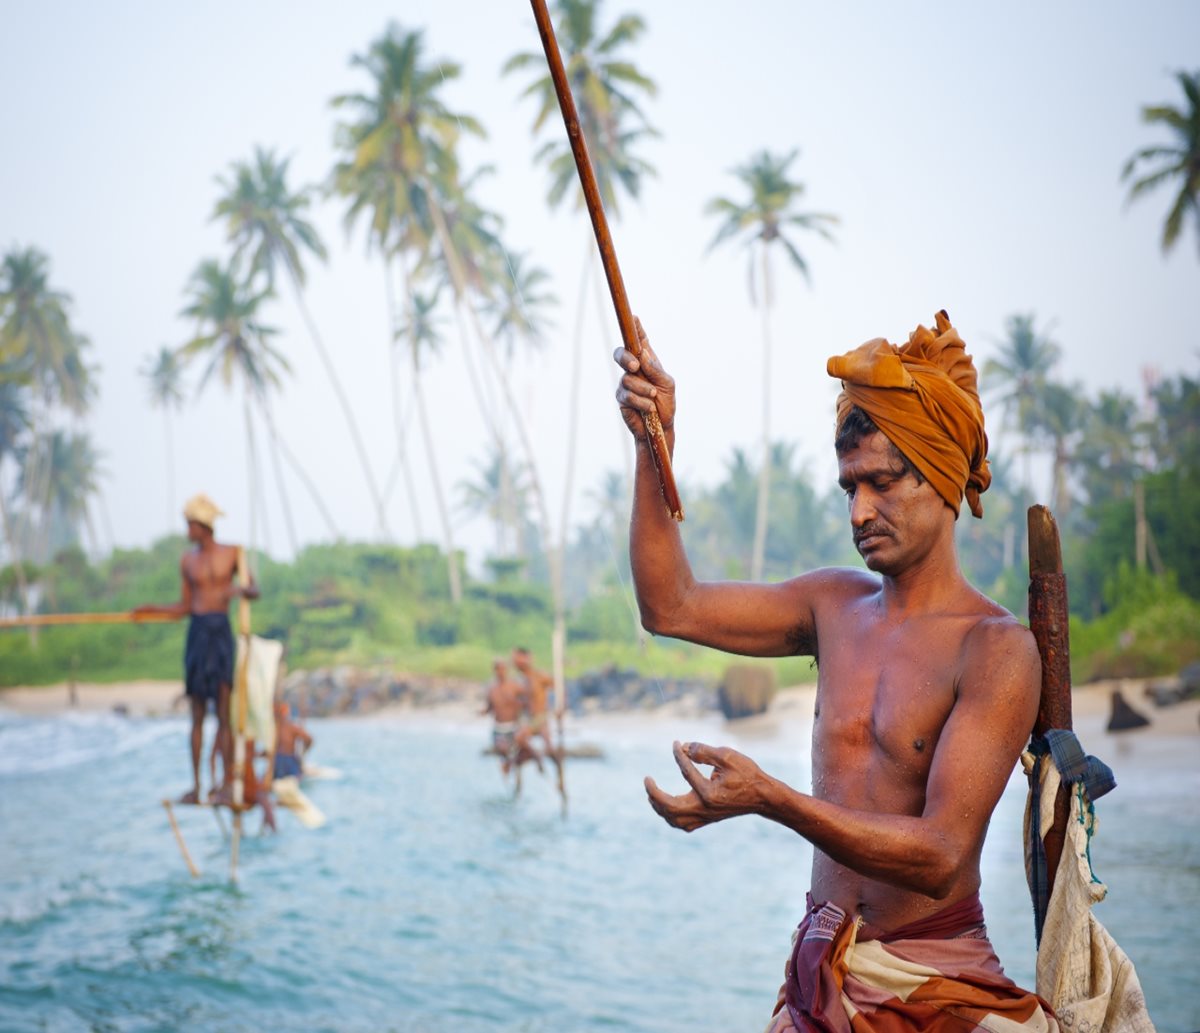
[182,493,224,529]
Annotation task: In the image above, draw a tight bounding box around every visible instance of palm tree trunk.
[262,403,340,541]
[750,244,773,582]
[287,269,392,541]
[396,255,462,604]
[264,412,299,556]
[243,391,263,563]
[425,199,571,699]
[163,409,175,534]
[383,259,424,541]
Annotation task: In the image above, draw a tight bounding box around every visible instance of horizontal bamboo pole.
[0,611,179,629]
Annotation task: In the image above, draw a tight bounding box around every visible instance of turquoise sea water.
[0,705,1196,1032]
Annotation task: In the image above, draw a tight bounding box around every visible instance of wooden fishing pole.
[0,611,178,629]
[529,0,683,521]
[229,546,252,883]
[1027,505,1073,907]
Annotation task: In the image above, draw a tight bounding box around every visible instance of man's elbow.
[637,603,680,639]
[906,836,970,900]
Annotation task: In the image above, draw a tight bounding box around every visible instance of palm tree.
[177,257,291,551]
[0,247,95,415]
[982,313,1061,496]
[1122,70,1200,257]
[140,346,185,533]
[458,444,531,559]
[397,286,462,603]
[503,0,658,217]
[505,0,659,700]
[705,148,838,580]
[0,379,32,614]
[487,248,557,363]
[214,146,391,538]
[0,246,95,597]
[1029,381,1082,516]
[1077,390,1141,505]
[18,430,104,557]
[330,23,482,557]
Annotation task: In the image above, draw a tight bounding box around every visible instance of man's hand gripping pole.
[529,0,683,521]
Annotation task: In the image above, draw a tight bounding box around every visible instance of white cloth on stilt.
[1022,751,1156,1031]
[234,634,283,746]
[272,776,326,829]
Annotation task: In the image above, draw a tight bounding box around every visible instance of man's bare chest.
[813,622,966,774]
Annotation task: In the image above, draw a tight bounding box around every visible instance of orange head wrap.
[827,309,991,518]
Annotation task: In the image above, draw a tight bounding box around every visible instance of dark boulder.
[1107,689,1151,732]
[718,665,776,719]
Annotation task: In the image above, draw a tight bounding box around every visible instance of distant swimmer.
[481,658,542,789]
[273,699,313,780]
[134,493,258,805]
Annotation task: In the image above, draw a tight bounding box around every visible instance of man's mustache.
[853,523,891,545]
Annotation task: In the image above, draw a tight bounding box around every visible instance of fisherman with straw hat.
[135,493,259,804]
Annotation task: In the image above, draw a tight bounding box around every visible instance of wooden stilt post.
[162,799,200,878]
[1027,505,1073,903]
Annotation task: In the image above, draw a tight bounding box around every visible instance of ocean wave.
[0,711,178,777]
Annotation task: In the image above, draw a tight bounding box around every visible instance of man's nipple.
[913,738,925,752]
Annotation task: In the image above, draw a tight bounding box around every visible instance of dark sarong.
[274,753,302,779]
[184,612,234,702]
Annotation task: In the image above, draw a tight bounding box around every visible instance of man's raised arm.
[615,319,819,657]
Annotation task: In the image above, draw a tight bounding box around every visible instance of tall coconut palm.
[396,285,462,603]
[503,0,658,217]
[0,246,95,594]
[331,23,482,560]
[982,313,1060,495]
[705,149,838,580]
[1122,70,1200,257]
[1077,389,1141,505]
[140,346,185,533]
[1029,381,1082,516]
[177,257,291,551]
[505,0,659,701]
[18,429,104,557]
[458,444,531,559]
[214,146,391,538]
[0,247,95,415]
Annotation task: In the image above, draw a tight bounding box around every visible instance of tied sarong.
[766,893,1059,1032]
[184,612,234,702]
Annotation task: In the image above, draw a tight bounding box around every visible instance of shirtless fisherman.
[481,658,542,786]
[135,493,258,804]
[615,312,1058,1028]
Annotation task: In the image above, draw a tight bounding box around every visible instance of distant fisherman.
[482,658,542,790]
[273,699,313,780]
[135,493,258,805]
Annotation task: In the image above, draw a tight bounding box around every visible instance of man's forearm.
[629,432,695,635]
[756,775,967,899]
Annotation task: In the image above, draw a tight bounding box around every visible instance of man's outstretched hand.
[614,317,676,439]
[644,740,771,832]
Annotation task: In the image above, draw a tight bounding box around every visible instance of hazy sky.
[3,1,1196,570]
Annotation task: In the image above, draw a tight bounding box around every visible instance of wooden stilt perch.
[528,0,683,521]
[1027,505,1073,902]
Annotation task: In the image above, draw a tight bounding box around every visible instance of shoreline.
[2,677,1196,741]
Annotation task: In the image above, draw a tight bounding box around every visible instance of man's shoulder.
[792,566,880,604]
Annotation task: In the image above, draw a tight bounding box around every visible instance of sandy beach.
[2,676,1196,743]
